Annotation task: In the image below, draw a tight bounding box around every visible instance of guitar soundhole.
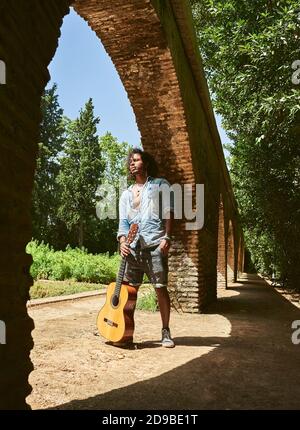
[111,295,119,307]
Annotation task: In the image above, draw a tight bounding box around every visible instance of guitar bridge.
[104,318,118,328]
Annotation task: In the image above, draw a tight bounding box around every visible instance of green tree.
[32,84,67,245]
[99,132,130,187]
[88,133,131,254]
[57,98,104,248]
[191,0,300,287]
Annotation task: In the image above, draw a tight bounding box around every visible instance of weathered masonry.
[0,0,244,409]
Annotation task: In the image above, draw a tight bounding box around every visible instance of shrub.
[136,287,158,312]
[26,239,120,284]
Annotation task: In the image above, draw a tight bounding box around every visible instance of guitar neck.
[114,256,127,297]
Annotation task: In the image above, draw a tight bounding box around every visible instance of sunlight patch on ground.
[27,297,232,408]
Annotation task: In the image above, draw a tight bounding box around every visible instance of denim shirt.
[117,177,174,249]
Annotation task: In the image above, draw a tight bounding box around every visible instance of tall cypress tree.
[91,132,131,254]
[57,99,104,248]
[32,84,66,245]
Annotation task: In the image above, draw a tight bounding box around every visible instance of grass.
[27,240,157,305]
[30,280,158,313]
[136,286,158,312]
[26,240,120,284]
[30,279,106,299]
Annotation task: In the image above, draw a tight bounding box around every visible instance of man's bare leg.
[155,286,174,347]
[155,286,170,329]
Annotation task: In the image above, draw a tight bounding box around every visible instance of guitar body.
[97,282,138,343]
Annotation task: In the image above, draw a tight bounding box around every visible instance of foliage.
[57,98,104,247]
[191,0,300,287]
[26,240,120,284]
[31,88,132,254]
[99,132,130,187]
[95,133,132,252]
[27,241,152,302]
[136,286,158,312]
[31,84,67,245]
[30,280,105,299]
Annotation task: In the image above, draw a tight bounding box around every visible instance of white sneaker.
[161,328,175,348]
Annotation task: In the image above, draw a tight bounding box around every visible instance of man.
[117,148,175,347]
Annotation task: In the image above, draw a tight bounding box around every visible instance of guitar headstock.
[126,223,139,245]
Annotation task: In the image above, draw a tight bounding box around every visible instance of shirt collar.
[128,176,152,190]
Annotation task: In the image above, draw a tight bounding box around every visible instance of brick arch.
[74,0,194,181]
[0,0,199,408]
[0,0,242,408]
[73,1,203,314]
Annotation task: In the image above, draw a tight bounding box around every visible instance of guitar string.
[114,258,127,297]
[114,227,138,298]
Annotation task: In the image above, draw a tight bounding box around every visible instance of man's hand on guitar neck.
[119,237,131,258]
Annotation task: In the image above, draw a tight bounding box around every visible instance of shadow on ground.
[49,274,300,410]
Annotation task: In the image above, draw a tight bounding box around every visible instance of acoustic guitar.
[97,223,139,343]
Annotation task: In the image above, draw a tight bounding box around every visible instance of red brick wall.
[217,198,227,288]
[227,221,235,283]
[0,0,71,409]
[0,0,242,408]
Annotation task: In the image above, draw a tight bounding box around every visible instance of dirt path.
[26,274,300,410]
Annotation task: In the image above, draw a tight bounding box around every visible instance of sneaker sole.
[161,343,175,348]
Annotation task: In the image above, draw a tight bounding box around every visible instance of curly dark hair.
[126,148,158,179]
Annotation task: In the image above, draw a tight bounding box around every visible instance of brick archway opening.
[0,0,243,409]
[0,0,208,409]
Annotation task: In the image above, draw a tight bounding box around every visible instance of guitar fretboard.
[114,256,127,298]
